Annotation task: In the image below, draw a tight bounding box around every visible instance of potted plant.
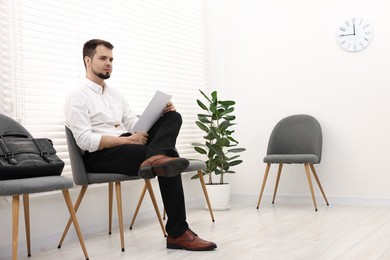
[191,89,245,210]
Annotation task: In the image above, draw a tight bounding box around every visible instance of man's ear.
[84,56,91,67]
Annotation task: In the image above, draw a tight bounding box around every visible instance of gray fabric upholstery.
[265,114,322,164]
[0,114,74,196]
[0,176,73,196]
[0,114,32,137]
[264,154,319,164]
[184,160,206,172]
[87,173,140,183]
[65,126,141,185]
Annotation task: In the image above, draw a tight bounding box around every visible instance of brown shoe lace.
[186,229,198,238]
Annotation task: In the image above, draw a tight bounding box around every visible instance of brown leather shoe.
[138,155,189,179]
[167,229,217,251]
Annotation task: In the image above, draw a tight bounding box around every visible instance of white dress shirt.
[64,78,139,152]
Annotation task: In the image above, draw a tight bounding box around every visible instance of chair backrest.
[65,126,89,185]
[267,114,322,162]
[0,114,32,137]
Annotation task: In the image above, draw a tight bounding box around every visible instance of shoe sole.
[138,158,189,179]
[166,243,217,251]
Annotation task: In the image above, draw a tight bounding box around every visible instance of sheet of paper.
[132,90,172,132]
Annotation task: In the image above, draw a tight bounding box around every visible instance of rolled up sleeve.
[64,91,101,152]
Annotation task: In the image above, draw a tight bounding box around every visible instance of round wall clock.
[337,18,373,52]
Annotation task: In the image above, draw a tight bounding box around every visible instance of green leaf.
[216,138,230,147]
[209,127,219,138]
[211,91,218,103]
[227,136,238,143]
[228,148,246,153]
[191,142,205,147]
[227,155,240,161]
[198,115,211,124]
[197,113,211,118]
[196,99,208,111]
[196,121,209,132]
[194,147,207,154]
[223,115,236,121]
[204,133,216,140]
[219,120,232,131]
[199,89,212,103]
[219,100,235,106]
[220,107,234,117]
[229,160,243,166]
[209,103,217,114]
[208,143,223,157]
[214,169,223,175]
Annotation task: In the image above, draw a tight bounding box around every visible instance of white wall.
[208,0,390,204]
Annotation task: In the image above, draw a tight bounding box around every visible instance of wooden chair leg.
[129,182,147,230]
[257,163,271,209]
[22,194,31,257]
[272,163,283,204]
[115,182,125,252]
[62,190,89,260]
[309,164,329,206]
[12,195,20,260]
[197,170,215,222]
[108,182,113,235]
[144,179,167,237]
[58,186,88,248]
[304,163,318,211]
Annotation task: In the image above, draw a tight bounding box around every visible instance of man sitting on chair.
[64,39,216,251]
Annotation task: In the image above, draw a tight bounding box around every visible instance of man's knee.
[165,111,182,125]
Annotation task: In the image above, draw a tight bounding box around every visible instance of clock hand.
[353,24,355,35]
[339,34,354,37]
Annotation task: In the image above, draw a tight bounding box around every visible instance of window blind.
[0,0,208,176]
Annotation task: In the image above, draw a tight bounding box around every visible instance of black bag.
[0,132,64,180]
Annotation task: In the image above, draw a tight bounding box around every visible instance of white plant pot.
[204,183,231,211]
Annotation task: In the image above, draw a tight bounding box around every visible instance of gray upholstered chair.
[256,114,329,211]
[0,114,89,260]
[58,126,166,252]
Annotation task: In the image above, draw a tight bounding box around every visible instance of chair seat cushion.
[264,154,320,164]
[87,173,140,184]
[0,176,74,196]
[183,160,206,172]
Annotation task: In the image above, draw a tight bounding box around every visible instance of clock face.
[337,18,373,52]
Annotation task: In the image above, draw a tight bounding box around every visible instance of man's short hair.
[83,39,114,68]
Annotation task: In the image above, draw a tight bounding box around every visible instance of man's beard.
[92,68,111,79]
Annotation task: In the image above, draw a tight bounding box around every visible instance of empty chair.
[58,126,166,252]
[256,114,329,211]
[0,114,89,260]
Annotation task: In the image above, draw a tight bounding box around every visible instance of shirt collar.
[83,77,108,94]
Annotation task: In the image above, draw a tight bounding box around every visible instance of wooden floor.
[10,201,390,260]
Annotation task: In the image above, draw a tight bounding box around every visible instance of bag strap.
[1,132,29,138]
[0,137,18,165]
[32,138,57,163]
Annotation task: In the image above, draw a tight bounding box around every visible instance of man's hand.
[127,132,148,145]
[98,132,148,150]
[163,102,176,114]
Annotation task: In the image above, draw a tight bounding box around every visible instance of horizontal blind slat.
[1,0,209,180]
